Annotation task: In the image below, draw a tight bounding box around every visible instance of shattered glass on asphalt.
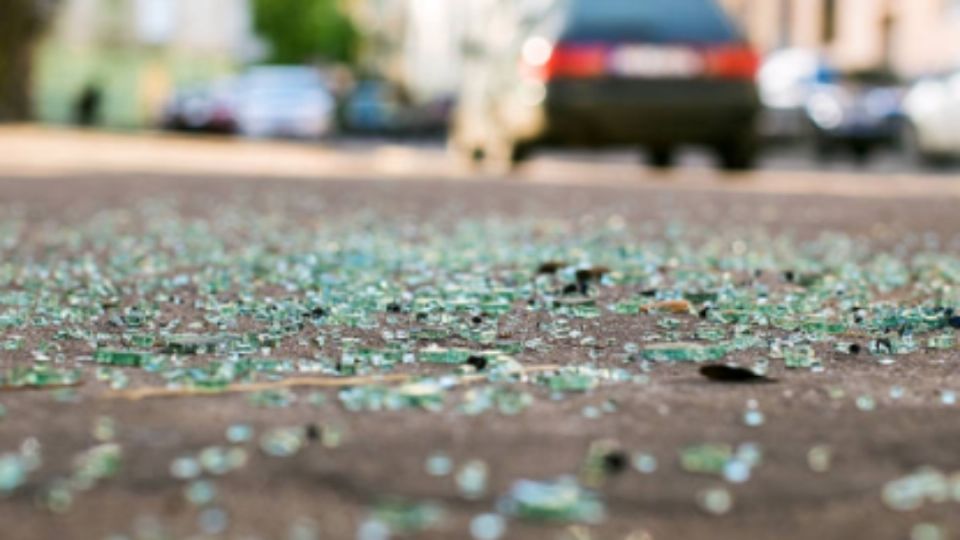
[1,196,959,538]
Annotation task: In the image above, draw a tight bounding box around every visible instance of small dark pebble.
[575,266,610,283]
[699,364,774,383]
[537,261,567,275]
[305,424,321,441]
[602,451,629,475]
[466,355,488,371]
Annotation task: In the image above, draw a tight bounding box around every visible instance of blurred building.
[35,0,259,128]
[345,0,471,104]
[346,0,546,104]
[343,0,408,83]
[723,0,960,76]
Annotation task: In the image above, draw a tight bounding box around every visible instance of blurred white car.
[802,70,904,163]
[902,70,960,163]
[236,66,335,139]
[757,48,834,140]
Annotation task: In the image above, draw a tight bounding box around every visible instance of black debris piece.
[699,364,775,384]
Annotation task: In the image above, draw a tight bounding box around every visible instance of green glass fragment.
[641,342,728,363]
[501,477,604,523]
[94,349,152,367]
[680,444,733,475]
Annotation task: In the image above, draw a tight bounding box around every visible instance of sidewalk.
[1,124,958,200]
[0,125,454,177]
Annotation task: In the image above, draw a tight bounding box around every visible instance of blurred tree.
[0,0,60,121]
[253,0,359,64]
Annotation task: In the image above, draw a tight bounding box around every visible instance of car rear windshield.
[561,0,741,44]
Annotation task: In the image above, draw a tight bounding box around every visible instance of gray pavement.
[1,128,960,540]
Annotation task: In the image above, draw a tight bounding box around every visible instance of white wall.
[52,0,254,59]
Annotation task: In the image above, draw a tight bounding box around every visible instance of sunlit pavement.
[1,124,958,200]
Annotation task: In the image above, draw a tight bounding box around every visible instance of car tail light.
[546,44,610,79]
[522,40,758,81]
[703,45,760,80]
[522,39,609,81]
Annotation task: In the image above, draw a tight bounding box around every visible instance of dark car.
[342,80,453,136]
[342,80,402,134]
[161,82,239,135]
[803,69,905,163]
[450,0,761,171]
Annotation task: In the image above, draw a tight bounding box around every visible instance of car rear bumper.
[815,117,902,143]
[533,79,759,147]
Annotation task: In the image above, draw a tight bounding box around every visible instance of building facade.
[35,0,258,128]
[344,0,535,103]
[344,0,470,102]
[722,0,960,76]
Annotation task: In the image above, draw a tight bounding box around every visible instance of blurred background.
[4,0,960,172]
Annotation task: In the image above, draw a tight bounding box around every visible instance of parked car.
[342,80,403,134]
[161,81,240,134]
[341,80,451,136]
[902,69,960,165]
[757,48,835,141]
[803,69,905,162]
[235,66,335,140]
[450,0,761,171]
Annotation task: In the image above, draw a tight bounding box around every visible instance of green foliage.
[253,0,358,65]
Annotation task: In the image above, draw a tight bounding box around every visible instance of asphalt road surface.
[1,128,960,540]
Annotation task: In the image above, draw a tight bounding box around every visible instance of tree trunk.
[0,0,58,122]
[0,42,35,122]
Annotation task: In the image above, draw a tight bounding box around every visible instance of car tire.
[850,142,872,165]
[647,147,675,169]
[513,142,533,165]
[717,131,758,171]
